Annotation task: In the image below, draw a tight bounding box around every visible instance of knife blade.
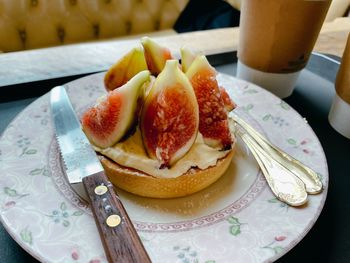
[50,86,151,263]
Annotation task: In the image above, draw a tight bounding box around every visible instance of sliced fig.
[180,47,196,73]
[181,48,236,111]
[219,86,236,112]
[82,70,150,148]
[141,36,173,76]
[104,46,147,91]
[140,60,199,168]
[186,55,232,149]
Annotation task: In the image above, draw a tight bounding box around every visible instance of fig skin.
[141,36,173,76]
[186,55,233,150]
[140,60,199,168]
[82,70,151,148]
[180,47,196,73]
[104,46,147,91]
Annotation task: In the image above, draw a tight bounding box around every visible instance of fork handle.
[238,131,308,206]
[83,171,151,263]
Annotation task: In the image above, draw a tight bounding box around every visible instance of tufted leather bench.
[0,0,190,52]
[1,0,347,53]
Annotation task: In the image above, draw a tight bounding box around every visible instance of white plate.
[0,72,328,263]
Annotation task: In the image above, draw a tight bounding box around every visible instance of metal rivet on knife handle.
[104,205,112,213]
[94,185,108,195]
[106,214,121,227]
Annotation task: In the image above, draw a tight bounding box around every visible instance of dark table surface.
[1,53,349,263]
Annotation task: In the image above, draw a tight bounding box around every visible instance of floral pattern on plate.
[0,72,328,263]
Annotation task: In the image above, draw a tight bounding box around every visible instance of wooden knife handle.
[82,171,151,263]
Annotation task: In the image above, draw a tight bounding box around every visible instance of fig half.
[82,70,151,148]
[141,36,173,76]
[140,60,199,168]
[186,55,232,150]
[104,46,147,91]
[181,48,235,111]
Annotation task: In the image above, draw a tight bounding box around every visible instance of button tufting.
[125,20,131,34]
[93,24,100,38]
[154,19,160,30]
[0,0,189,52]
[57,26,65,43]
[31,0,39,7]
[18,29,26,44]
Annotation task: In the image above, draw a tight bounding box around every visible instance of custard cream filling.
[94,128,231,179]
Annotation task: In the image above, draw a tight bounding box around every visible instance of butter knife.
[50,86,151,263]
